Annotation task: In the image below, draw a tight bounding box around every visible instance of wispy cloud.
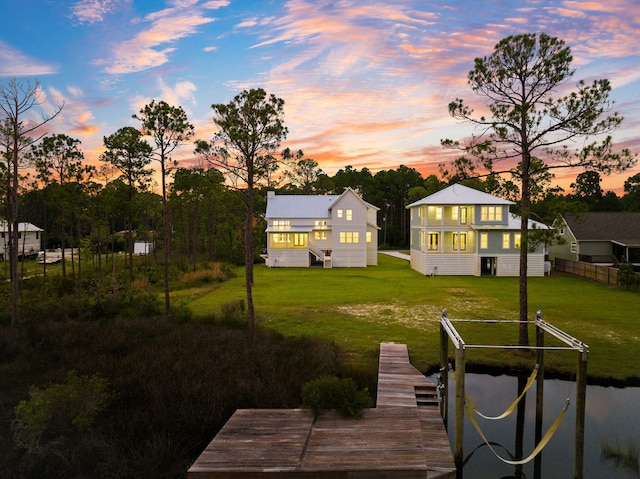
[0,41,57,76]
[70,0,127,24]
[96,0,228,75]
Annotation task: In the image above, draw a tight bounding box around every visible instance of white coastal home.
[406,184,548,276]
[0,221,43,260]
[264,188,380,268]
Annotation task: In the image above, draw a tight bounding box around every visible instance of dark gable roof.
[564,212,640,246]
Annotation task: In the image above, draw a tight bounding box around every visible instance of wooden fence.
[554,258,640,291]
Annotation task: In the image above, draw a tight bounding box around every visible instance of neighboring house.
[264,188,380,268]
[549,212,640,265]
[406,184,548,276]
[0,221,43,260]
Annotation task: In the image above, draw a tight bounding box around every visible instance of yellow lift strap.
[465,365,538,420]
[450,365,538,420]
[465,398,570,465]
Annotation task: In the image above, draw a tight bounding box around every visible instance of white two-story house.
[264,188,379,268]
[406,184,547,276]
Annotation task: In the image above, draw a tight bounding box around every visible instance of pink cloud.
[97,1,228,74]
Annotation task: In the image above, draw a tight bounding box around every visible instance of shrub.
[618,263,638,289]
[221,299,245,322]
[301,375,373,419]
[12,371,112,476]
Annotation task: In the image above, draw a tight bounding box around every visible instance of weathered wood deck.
[188,343,456,478]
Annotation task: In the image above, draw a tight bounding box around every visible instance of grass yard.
[188,254,640,384]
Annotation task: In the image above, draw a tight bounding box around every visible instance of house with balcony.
[264,188,379,268]
[406,184,547,276]
[0,221,43,260]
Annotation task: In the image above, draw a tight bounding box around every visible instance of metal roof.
[265,194,339,218]
[265,188,378,219]
[0,221,44,233]
[406,183,514,207]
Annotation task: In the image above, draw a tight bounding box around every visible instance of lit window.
[346,209,352,221]
[481,206,503,221]
[460,207,468,224]
[315,231,328,240]
[366,231,372,243]
[315,220,327,227]
[339,231,359,243]
[451,207,458,221]
[480,233,488,249]
[428,233,439,251]
[337,209,343,218]
[273,220,290,228]
[514,234,521,249]
[502,233,510,249]
[293,234,307,247]
[454,233,467,251]
[435,207,442,220]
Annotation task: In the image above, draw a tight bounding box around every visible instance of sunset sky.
[2,0,639,193]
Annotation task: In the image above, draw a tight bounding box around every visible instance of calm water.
[429,373,640,479]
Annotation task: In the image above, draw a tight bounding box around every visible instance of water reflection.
[429,373,640,479]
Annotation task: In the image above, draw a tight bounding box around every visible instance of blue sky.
[2,0,639,193]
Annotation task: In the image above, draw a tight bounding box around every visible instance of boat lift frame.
[439,309,589,479]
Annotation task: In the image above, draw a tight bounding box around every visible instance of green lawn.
[188,254,640,382]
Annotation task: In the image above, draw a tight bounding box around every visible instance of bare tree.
[0,77,62,326]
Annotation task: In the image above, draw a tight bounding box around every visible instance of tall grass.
[601,436,640,474]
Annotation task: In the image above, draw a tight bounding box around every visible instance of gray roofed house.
[549,212,640,264]
[264,188,379,268]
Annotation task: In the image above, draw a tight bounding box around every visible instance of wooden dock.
[188,343,456,478]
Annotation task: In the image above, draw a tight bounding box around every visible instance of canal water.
[429,372,640,479]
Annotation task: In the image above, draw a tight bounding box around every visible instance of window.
[315,231,328,240]
[420,231,426,250]
[514,233,521,249]
[451,207,458,221]
[339,232,359,243]
[428,233,439,251]
[366,231,372,243]
[571,242,577,253]
[346,209,352,221]
[481,206,503,221]
[502,233,510,249]
[337,209,343,218]
[434,207,442,220]
[453,233,467,251]
[272,220,290,228]
[293,234,307,247]
[315,220,327,227]
[480,233,488,249]
[460,207,468,225]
